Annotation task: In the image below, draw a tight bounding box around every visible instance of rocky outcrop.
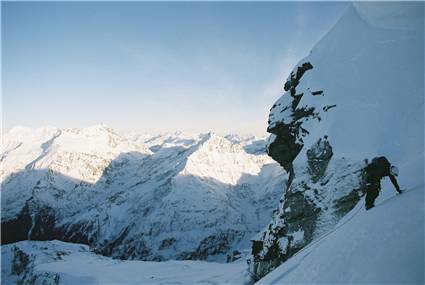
[3,241,86,285]
[249,61,365,280]
[267,62,316,175]
[11,246,32,275]
[306,136,333,183]
[9,244,61,285]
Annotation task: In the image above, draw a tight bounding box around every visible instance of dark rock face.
[2,199,59,245]
[267,62,321,178]
[26,200,57,241]
[11,246,32,275]
[249,61,364,280]
[306,137,333,182]
[20,272,61,285]
[282,187,320,245]
[267,123,302,175]
[284,62,314,96]
[178,230,244,260]
[159,238,176,250]
[1,205,32,244]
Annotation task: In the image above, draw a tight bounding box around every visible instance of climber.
[364,156,402,210]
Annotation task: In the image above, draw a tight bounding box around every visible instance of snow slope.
[252,1,424,279]
[1,126,285,261]
[268,1,424,181]
[1,240,250,285]
[256,185,424,284]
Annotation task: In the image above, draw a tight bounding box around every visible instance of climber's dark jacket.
[365,156,400,191]
[364,156,401,209]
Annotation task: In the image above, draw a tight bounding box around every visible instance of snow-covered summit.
[181,133,271,185]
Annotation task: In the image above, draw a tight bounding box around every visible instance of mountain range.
[1,125,285,261]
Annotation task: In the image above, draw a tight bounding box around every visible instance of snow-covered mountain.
[1,125,286,261]
[249,1,424,279]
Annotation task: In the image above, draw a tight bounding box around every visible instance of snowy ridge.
[1,125,285,261]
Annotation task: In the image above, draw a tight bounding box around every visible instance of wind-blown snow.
[256,185,424,285]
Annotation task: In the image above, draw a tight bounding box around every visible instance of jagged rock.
[267,62,323,177]
[306,137,333,182]
[249,157,365,280]
[1,204,32,244]
[19,272,61,285]
[249,58,367,280]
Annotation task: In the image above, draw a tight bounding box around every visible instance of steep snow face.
[256,185,424,285]
[269,1,424,176]
[1,240,250,285]
[253,2,424,280]
[1,126,285,261]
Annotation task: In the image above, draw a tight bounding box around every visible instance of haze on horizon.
[2,1,348,135]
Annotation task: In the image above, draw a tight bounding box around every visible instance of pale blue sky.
[2,1,348,135]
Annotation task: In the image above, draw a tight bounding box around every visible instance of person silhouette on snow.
[364,156,402,210]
